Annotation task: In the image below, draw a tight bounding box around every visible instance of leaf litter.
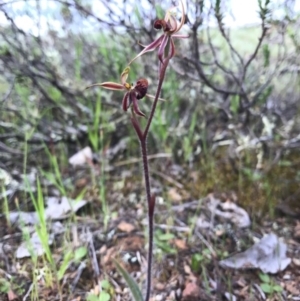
[0,147,300,300]
[219,233,291,273]
[8,196,87,227]
[6,196,87,259]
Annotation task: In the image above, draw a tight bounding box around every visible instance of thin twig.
[151,170,184,189]
[70,262,86,294]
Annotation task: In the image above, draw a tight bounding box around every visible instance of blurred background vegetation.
[0,0,300,214]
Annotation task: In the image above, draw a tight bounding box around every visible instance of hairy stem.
[131,59,170,301]
[145,60,169,301]
[140,139,153,301]
[143,59,169,139]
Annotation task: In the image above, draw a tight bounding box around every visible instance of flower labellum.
[135,78,148,99]
[86,67,151,118]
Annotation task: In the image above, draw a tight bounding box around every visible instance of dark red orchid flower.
[129,0,188,65]
[86,67,161,117]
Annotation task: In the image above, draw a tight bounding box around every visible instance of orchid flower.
[129,0,187,65]
[86,67,154,117]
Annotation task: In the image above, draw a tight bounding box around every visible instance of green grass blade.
[113,260,144,301]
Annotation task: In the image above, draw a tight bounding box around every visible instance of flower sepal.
[86,82,124,91]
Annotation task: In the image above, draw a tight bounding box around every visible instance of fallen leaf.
[174,239,187,250]
[205,195,251,228]
[189,171,199,182]
[16,232,54,258]
[89,284,100,295]
[75,178,88,188]
[182,282,201,299]
[117,221,135,233]
[69,146,92,166]
[220,233,291,273]
[292,258,300,266]
[168,188,183,203]
[45,196,87,220]
[239,285,249,297]
[155,283,165,291]
[285,282,300,295]
[7,289,18,301]
[9,197,87,227]
[224,292,237,301]
[293,221,300,239]
[0,168,13,186]
[102,247,115,266]
[236,278,247,288]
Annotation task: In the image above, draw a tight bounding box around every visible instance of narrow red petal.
[122,92,131,112]
[131,92,146,117]
[168,38,175,60]
[86,82,124,91]
[158,34,170,63]
[128,35,164,65]
[99,82,124,90]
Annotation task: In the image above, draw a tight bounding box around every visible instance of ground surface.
[0,146,300,301]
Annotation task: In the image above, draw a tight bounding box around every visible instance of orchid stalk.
[86,2,186,300]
